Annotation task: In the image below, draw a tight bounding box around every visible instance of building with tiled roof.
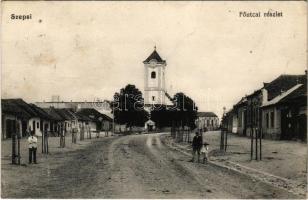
[76,108,112,132]
[222,71,307,141]
[264,74,306,101]
[1,99,58,139]
[197,112,218,118]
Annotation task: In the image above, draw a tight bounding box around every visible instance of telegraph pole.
[220,107,226,151]
[113,103,115,135]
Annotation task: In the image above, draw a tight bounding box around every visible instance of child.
[200,143,209,164]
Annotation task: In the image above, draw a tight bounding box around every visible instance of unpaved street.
[1,133,302,198]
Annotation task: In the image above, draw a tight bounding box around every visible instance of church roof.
[143,48,166,64]
[197,112,218,118]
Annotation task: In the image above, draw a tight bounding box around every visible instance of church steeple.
[143,46,166,64]
[143,47,167,106]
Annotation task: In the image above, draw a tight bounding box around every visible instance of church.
[143,46,173,108]
[143,47,173,131]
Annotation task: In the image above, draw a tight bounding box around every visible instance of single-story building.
[195,112,219,131]
[75,108,112,132]
[1,99,57,139]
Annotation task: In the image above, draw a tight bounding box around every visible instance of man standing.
[192,132,203,162]
[28,131,38,164]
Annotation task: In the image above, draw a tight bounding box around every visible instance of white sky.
[2,1,307,118]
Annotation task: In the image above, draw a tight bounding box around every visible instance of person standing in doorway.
[28,131,38,164]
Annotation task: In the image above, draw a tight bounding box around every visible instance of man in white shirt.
[28,131,38,164]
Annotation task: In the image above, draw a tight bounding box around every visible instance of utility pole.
[255,128,258,160]
[224,119,228,152]
[113,104,115,135]
[260,128,262,160]
[16,118,21,165]
[258,106,262,160]
[220,107,226,151]
[250,103,253,160]
[42,123,44,153]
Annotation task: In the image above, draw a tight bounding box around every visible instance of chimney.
[261,88,268,104]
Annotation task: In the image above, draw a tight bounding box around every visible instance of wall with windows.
[144,60,166,105]
[232,115,238,133]
[237,107,246,135]
[28,117,42,136]
[195,116,220,131]
[148,68,159,88]
[147,90,165,105]
[262,107,281,139]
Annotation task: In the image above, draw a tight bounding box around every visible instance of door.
[243,110,247,136]
[32,120,36,134]
[298,114,307,141]
[6,119,16,139]
[40,120,43,132]
[281,109,294,140]
[22,121,27,137]
[5,120,12,139]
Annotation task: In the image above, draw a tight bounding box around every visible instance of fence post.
[250,128,253,160]
[255,128,258,160]
[17,137,20,164]
[12,133,16,164]
[46,131,49,154]
[220,129,224,151]
[260,128,262,160]
[42,129,44,153]
[45,130,49,154]
[224,129,228,152]
[89,127,91,139]
[63,129,66,147]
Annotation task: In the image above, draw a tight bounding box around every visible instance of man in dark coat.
[192,132,203,162]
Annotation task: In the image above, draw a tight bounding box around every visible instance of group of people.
[192,132,209,164]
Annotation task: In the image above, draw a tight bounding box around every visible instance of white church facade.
[143,47,173,131]
[143,47,171,107]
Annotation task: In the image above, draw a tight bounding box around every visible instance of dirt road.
[1,133,302,198]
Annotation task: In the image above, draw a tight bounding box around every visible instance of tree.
[111,84,149,128]
[150,92,198,129]
[172,92,198,129]
[151,105,173,128]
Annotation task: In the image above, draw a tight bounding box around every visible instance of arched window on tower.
[151,71,156,79]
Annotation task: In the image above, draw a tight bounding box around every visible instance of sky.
[2,1,307,118]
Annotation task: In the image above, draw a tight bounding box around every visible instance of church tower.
[143,46,166,106]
